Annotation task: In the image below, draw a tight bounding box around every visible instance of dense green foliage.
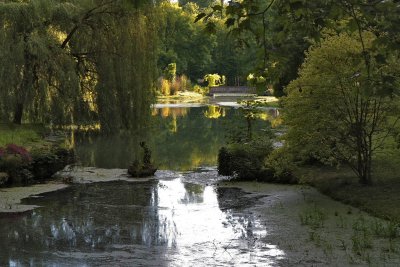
[195,0,400,184]
[197,0,400,96]
[2,0,400,186]
[283,32,400,184]
[157,1,258,86]
[218,140,273,180]
[218,137,297,183]
[0,0,156,131]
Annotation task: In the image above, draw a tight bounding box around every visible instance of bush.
[160,79,171,95]
[0,144,33,185]
[193,84,208,95]
[0,143,75,185]
[159,75,193,95]
[218,140,297,184]
[30,147,75,180]
[0,154,26,174]
[5,144,32,161]
[266,148,298,184]
[179,75,191,91]
[218,138,273,181]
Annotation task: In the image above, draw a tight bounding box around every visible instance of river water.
[1,101,399,266]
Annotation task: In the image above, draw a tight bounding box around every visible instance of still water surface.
[74,104,279,170]
[0,102,283,266]
[0,170,285,266]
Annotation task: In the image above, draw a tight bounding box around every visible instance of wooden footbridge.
[209,86,257,97]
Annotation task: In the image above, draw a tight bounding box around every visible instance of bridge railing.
[209,86,256,96]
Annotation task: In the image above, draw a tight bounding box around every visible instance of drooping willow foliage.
[0,0,157,131]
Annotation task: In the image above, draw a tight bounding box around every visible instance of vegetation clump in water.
[128,142,157,177]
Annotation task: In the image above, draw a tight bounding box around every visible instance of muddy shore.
[0,182,68,213]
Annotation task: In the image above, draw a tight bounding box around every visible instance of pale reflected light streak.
[153,178,285,266]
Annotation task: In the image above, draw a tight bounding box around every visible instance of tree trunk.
[13,103,24,125]
[358,142,372,185]
[247,116,252,140]
[13,35,32,125]
[359,159,372,185]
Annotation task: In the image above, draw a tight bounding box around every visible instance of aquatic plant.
[351,232,373,255]
[299,207,326,229]
[370,219,399,239]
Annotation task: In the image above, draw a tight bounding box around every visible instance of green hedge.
[218,140,297,184]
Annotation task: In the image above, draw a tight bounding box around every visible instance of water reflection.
[74,106,278,170]
[152,107,189,118]
[0,171,284,266]
[203,105,226,119]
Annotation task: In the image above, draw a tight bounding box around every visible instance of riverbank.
[0,124,75,187]
[0,182,68,213]
[157,91,207,103]
[157,91,279,106]
[297,165,400,223]
[0,166,192,213]
[219,181,400,266]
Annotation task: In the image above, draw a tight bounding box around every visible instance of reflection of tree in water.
[73,130,147,168]
[180,183,205,204]
[0,181,177,265]
[153,107,189,118]
[216,187,268,243]
[204,105,226,119]
[150,107,247,170]
[72,106,273,170]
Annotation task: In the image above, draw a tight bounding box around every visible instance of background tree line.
[198,0,400,184]
[0,0,261,128]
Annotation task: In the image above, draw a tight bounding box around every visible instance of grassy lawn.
[297,161,400,222]
[0,124,46,148]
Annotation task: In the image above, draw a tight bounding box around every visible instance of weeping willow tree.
[93,10,157,131]
[0,0,157,131]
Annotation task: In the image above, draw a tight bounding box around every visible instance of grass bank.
[157,91,206,103]
[0,124,45,148]
[297,163,400,222]
[0,124,74,187]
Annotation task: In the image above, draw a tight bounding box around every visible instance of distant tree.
[179,0,216,9]
[164,63,177,82]
[157,2,217,81]
[204,73,221,87]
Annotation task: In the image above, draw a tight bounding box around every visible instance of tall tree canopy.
[0,0,157,131]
